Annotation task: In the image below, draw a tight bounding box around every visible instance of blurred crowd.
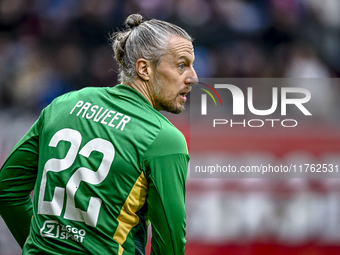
[0,0,340,113]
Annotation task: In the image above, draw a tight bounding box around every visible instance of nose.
[185,66,198,86]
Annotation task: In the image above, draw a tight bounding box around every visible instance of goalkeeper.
[0,13,197,255]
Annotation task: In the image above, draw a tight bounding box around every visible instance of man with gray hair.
[0,13,197,255]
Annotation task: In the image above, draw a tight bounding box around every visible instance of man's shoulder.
[144,117,188,158]
[157,117,184,139]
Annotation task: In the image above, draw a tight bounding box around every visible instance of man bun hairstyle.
[110,13,192,84]
[125,13,143,29]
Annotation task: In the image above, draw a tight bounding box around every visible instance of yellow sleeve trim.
[113,171,148,254]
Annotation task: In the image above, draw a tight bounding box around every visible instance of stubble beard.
[152,74,185,114]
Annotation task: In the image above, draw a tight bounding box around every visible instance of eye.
[179,63,185,70]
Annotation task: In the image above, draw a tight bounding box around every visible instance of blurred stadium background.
[1,0,340,254]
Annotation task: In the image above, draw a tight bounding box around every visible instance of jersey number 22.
[37,128,115,227]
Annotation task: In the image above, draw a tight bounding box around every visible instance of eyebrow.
[177,55,195,64]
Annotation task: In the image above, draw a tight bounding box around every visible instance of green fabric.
[0,85,189,255]
[0,115,41,247]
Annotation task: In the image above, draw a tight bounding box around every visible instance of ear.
[136,58,152,81]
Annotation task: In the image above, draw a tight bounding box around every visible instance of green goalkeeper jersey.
[0,85,189,255]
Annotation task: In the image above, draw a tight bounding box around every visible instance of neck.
[124,79,157,109]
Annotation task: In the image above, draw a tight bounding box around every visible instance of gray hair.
[110,14,193,84]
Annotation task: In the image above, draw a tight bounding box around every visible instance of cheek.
[156,68,183,97]
[159,78,177,95]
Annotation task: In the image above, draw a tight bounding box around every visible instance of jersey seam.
[143,152,189,162]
